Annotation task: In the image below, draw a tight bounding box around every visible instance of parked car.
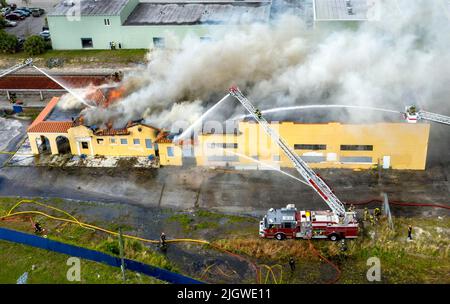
[1,7,11,16]
[4,20,17,27]
[17,7,33,14]
[31,8,45,17]
[13,9,30,17]
[39,30,51,40]
[5,13,25,20]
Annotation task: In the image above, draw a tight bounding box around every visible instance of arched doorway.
[36,136,51,154]
[56,136,70,154]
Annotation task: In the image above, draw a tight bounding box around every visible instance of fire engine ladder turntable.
[229,86,347,219]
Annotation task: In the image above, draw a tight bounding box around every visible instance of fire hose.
[0,199,260,283]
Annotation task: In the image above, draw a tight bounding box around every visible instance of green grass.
[0,240,162,284]
[0,49,148,66]
[0,197,178,275]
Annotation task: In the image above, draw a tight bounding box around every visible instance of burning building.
[27,96,182,166]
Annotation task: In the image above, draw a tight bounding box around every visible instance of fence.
[0,227,203,284]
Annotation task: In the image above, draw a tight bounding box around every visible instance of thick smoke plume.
[68,0,450,129]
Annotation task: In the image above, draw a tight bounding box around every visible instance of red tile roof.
[94,128,130,136]
[28,121,73,133]
[28,97,61,130]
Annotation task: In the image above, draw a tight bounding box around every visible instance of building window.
[96,138,104,145]
[133,139,140,145]
[81,142,89,149]
[104,18,111,26]
[145,139,152,149]
[167,147,174,157]
[81,38,93,48]
[153,37,165,48]
[120,138,128,145]
[294,144,326,150]
[207,143,238,149]
[340,145,373,151]
[110,138,116,144]
[340,156,373,163]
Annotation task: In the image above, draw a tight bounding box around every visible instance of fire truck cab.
[259,204,358,241]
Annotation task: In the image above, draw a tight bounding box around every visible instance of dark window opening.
[81,38,93,48]
[96,139,104,144]
[282,222,294,229]
[81,142,89,149]
[153,37,165,48]
[340,145,373,151]
[208,143,238,149]
[294,144,326,150]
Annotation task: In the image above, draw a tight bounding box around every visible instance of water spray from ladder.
[232,104,402,120]
[32,65,95,108]
[218,148,311,186]
[175,93,230,142]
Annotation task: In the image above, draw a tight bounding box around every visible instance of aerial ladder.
[0,58,33,79]
[229,86,352,222]
[405,105,450,125]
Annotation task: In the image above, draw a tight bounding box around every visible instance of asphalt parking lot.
[4,0,59,38]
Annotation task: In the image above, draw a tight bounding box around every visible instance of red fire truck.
[229,86,359,241]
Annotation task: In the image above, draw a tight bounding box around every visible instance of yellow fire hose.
[0,199,264,282]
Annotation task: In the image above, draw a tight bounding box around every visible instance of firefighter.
[289,257,296,272]
[255,109,262,119]
[363,207,370,221]
[340,239,347,252]
[160,232,167,247]
[407,225,413,240]
[369,214,375,226]
[34,222,43,234]
[374,207,381,221]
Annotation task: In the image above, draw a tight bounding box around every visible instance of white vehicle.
[5,20,17,27]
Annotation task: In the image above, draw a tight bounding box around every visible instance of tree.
[0,30,18,53]
[0,0,7,8]
[24,35,46,56]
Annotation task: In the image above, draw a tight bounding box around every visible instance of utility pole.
[118,227,126,283]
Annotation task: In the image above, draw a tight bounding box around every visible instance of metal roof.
[124,2,271,25]
[314,0,369,21]
[49,0,130,16]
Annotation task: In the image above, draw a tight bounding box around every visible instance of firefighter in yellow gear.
[369,214,375,226]
[363,208,370,221]
[374,208,381,221]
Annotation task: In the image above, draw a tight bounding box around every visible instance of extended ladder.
[229,86,347,218]
[418,111,450,126]
[0,58,33,79]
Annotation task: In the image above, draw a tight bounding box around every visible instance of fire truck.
[229,86,359,241]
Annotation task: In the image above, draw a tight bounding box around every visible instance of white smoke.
[80,0,450,128]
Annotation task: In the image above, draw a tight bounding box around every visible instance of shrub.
[24,35,46,56]
[0,30,18,53]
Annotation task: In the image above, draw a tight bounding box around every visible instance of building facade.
[47,0,272,50]
[27,97,182,166]
[195,121,430,170]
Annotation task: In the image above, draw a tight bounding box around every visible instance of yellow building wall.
[66,124,182,165]
[28,132,71,155]
[158,143,183,166]
[196,122,430,170]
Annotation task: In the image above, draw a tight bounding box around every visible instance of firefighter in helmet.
[255,109,262,119]
[363,207,370,221]
[374,207,381,221]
